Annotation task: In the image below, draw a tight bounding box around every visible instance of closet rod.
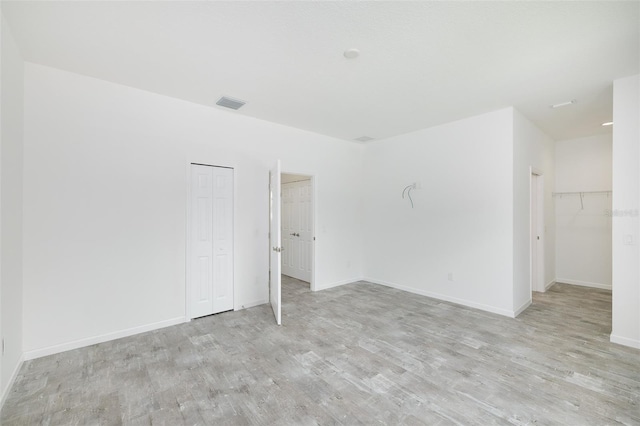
[552,190,612,196]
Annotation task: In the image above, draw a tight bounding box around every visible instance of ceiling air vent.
[354,136,375,142]
[216,96,246,110]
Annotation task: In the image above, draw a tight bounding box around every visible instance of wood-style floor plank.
[2,278,638,425]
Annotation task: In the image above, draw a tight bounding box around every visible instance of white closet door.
[281,180,312,282]
[297,180,312,282]
[190,164,233,319]
[282,184,295,277]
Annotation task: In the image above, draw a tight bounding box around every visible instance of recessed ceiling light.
[602,121,614,126]
[344,48,360,59]
[550,100,577,109]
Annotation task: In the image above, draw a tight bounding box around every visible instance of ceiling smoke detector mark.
[216,96,246,110]
[550,99,577,109]
[354,136,375,142]
[344,48,360,59]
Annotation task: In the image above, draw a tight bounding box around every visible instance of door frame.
[530,167,545,293]
[185,162,236,321]
[281,171,317,292]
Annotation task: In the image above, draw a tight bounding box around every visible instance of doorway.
[530,170,545,293]
[187,163,234,319]
[268,165,317,326]
[281,173,315,311]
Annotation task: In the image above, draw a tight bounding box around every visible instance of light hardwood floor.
[2,278,638,425]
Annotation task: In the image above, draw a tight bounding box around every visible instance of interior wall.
[512,109,556,311]
[22,63,364,358]
[0,12,24,403]
[281,174,310,184]
[611,73,639,349]
[363,108,517,316]
[555,134,612,289]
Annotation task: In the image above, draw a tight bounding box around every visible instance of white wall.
[22,63,364,358]
[512,109,555,311]
[555,134,612,289]
[611,74,639,349]
[363,108,517,316]
[0,12,24,405]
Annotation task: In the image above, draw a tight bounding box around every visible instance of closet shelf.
[553,190,611,210]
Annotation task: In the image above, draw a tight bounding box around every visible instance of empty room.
[1,1,639,424]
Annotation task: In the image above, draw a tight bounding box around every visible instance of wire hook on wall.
[402,183,416,208]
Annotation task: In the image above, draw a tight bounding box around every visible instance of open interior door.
[269,160,282,325]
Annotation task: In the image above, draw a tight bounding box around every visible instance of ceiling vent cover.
[354,136,375,142]
[216,96,246,110]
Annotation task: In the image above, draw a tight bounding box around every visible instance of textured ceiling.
[2,1,638,142]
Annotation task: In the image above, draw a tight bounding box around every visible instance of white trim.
[315,277,362,291]
[610,334,640,349]
[365,277,519,318]
[513,299,532,317]
[24,317,187,361]
[545,280,556,290]
[555,278,611,290]
[0,352,24,410]
[185,162,193,321]
[235,298,268,310]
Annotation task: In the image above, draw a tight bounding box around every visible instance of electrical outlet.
[448,272,454,281]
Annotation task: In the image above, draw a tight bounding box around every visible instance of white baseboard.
[314,277,363,292]
[513,299,532,317]
[236,299,268,310]
[24,316,187,361]
[545,280,556,290]
[1,352,24,411]
[555,278,611,290]
[363,277,518,318]
[610,334,640,349]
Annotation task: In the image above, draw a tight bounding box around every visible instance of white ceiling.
[2,1,638,142]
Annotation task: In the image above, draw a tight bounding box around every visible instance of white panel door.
[190,164,233,319]
[270,161,282,325]
[281,184,295,277]
[297,180,312,282]
[530,173,545,293]
[212,167,234,313]
[281,180,312,282]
